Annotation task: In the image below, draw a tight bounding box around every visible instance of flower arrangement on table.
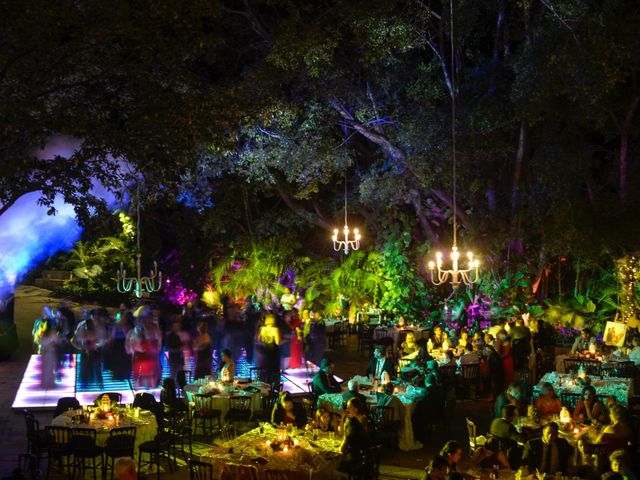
[91,394,120,420]
[265,426,300,452]
[198,381,221,396]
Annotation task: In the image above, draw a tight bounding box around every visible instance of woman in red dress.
[288,311,304,368]
[498,331,514,387]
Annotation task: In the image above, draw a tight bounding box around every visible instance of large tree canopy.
[2,0,640,268]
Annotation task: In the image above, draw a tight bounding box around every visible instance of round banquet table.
[183,380,269,420]
[318,389,423,451]
[373,326,429,352]
[51,408,157,450]
[202,423,342,480]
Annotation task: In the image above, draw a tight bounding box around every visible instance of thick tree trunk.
[619,94,640,202]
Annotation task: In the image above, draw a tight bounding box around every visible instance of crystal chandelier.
[116,185,162,298]
[332,174,361,255]
[427,0,479,288]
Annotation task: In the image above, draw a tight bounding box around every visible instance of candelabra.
[332,173,361,255]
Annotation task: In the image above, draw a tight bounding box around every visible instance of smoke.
[0,192,82,300]
[0,136,122,302]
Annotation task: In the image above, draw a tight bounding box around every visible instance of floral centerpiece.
[265,425,299,452]
[198,381,221,396]
[92,394,117,419]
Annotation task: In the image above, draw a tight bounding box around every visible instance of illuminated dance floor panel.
[13,351,335,410]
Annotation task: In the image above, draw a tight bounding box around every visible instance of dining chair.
[459,364,481,400]
[601,361,636,378]
[103,426,137,480]
[220,463,259,480]
[221,423,237,442]
[166,410,193,462]
[69,427,104,480]
[226,395,253,423]
[465,417,486,452]
[189,459,214,480]
[45,426,72,479]
[53,397,80,418]
[563,358,583,375]
[559,392,582,413]
[192,394,222,437]
[264,470,290,480]
[347,444,382,480]
[256,392,278,422]
[24,409,48,467]
[138,432,173,480]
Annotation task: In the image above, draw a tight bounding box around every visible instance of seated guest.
[431,325,446,350]
[400,332,419,356]
[412,373,445,444]
[494,383,525,418]
[160,377,187,413]
[366,345,396,381]
[472,331,484,352]
[457,343,480,369]
[608,449,637,480]
[421,455,450,480]
[219,348,236,380]
[596,404,634,455]
[490,404,526,468]
[312,407,340,432]
[312,358,341,402]
[342,378,367,406]
[534,382,562,418]
[376,382,403,422]
[456,330,469,355]
[440,440,464,472]
[441,350,457,368]
[338,398,370,472]
[522,422,572,474]
[271,391,307,427]
[401,346,430,380]
[571,328,596,354]
[629,336,640,366]
[573,385,603,425]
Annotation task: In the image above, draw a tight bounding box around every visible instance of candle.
[293,438,299,446]
[589,343,596,355]
[266,440,272,446]
[283,446,289,452]
[573,428,579,433]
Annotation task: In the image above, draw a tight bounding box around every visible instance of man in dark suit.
[312,358,341,403]
[490,404,526,468]
[365,345,396,380]
[522,422,572,474]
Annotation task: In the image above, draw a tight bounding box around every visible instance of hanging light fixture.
[332,173,361,255]
[116,184,162,298]
[427,0,479,288]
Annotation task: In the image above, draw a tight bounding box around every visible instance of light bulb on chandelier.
[332,172,361,255]
[427,0,480,288]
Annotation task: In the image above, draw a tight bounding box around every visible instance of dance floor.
[12,351,334,410]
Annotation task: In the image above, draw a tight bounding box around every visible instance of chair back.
[371,405,392,426]
[220,463,259,480]
[45,426,71,449]
[24,410,40,442]
[17,454,37,480]
[264,470,290,480]
[559,392,582,412]
[133,392,158,411]
[262,393,278,415]
[465,417,477,450]
[229,395,252,411]
[189,459,214,480]
[105,426,136,457]
[70,427,98,452]
[96,392,123,406]
[601,361,636,378]
[462,363,480,380]
[439,365,457,385]
[177,369,193,389]
[193,394,217,414]
[221,423,237,443]
[53,397,80,417]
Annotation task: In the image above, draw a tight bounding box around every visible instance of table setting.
[533,371,633,405]
[51,394,157,447]
[201,422,343,479]
[317,375,423,451]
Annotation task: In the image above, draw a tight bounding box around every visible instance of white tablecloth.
[184,381,268,419]
[52,409,157,449]
[318,390,422,451]
[373,326,429,351]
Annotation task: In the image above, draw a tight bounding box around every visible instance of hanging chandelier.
[116,184,162,298]
[332,174,361,255]
[427,0,479,288]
